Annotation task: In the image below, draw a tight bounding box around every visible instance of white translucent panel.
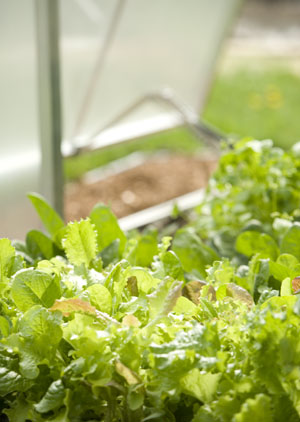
[0,0,41,239]
[60,0,119,146]
[60,0,241,150]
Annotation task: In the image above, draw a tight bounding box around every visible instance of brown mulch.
[64,155,218,222]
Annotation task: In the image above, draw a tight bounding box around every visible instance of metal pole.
[35,0,63,217]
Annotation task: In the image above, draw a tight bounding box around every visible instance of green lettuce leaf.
[26,229,56,260]
[280,224,300,260]
[173,228,219,278]
[62,219,98,267]
[180,369,221,403]
[236,231,278,260]
[90,204,126,255]
[27,193,64,240]
[0,238,15,286]
[11,269,61,311]
[233,394,273,422]
[34,379,65,413]
[85,284,112,314]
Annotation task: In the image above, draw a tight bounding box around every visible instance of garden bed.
[64,154,218,222]
[2,140,300,421]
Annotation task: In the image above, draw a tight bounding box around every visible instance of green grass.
[203,67,300,149]
[64,66,300,181]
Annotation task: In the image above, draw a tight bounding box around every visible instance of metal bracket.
[69,88,224,156]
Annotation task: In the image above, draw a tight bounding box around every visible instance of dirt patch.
[64,154,218,222]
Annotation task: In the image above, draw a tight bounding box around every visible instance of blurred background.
[65,0,300,221]
[1,0,300,238]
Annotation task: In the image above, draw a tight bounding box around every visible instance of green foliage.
[11,269,61,311]
[3,140,300,420]
[27,193,64,243]
[194,139,300,258]
[63,218,98,267]
[90,203,127,257]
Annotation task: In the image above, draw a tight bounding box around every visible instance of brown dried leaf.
[127,276,139,296]
[122,314,141,328]
[115,361,140,385]
[162,281,183,315]
[226,283,254,307]
[182,280,216,304]
[292,276,300,294]
[50,298,97,317]
[182,281,206,304]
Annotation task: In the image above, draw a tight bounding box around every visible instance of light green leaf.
[161,250,184,281]
[233,394,273,422]
[63,219,98,267]
[0,316,10,337]
[27,193,64,240]
[11,269,61,311]
[236,231,278,260]
[34,380,65,413]
[0,238,15,284]
[124,267,160,295]
[269,261,290,282]
[280,224,300,260]
[16,306,63,376]
[19,306,62,344]
[277,253,299,268]
[173,296,197,316]
[280,277,292,296]
[216,284,227,301]
[90,204,126,254]
[86,284,112,314]
[180,369,221,403]
[128,389,144,411]
[261,295,297,309]
[147,279,183,320]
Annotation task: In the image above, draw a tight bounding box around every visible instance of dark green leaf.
[173,228,219,278]
[90,204,126,255]
[26,229,56,260]
[27,193,64,240]
[34,379,65,413]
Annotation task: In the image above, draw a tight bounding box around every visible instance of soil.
[64,154,218,222]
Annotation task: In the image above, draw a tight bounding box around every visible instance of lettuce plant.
[1,140,300,421]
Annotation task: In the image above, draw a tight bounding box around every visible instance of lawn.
[64,66,300,181]
[204,67,300,149]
